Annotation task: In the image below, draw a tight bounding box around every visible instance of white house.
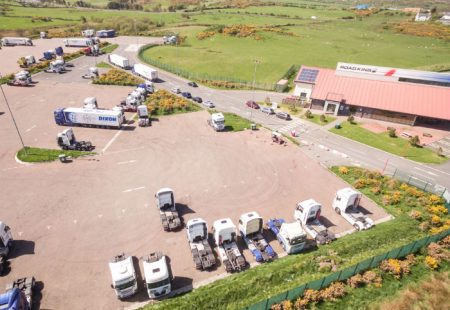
[415,12,431,21]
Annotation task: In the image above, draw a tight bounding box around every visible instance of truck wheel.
[334,207,341,215]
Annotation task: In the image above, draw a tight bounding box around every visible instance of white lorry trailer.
[267,219,307,254]
[186,218,216,270]
[1,37,33,46]
[208,113,225,131]
[294,199,336,245]
[142,252,171,299]
[109,253,138,299]
[133,63,158,81]
[333,188,374,231]
[54,107,123,128]
[155,188,181,231]
[0,222,13,275]
[238,212,276,263]
[109,54,130,69]
[63,38,95,47]
[212,218,246,272]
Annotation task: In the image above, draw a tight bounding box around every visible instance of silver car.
[203,100,215,108]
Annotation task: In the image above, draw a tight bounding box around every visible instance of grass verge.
[17,147,94,163]
[223,112,254,132]
[303,113,336,126]
[101,43,119,54]
[96,61,111,68]
[146,90,201,117]
[330,121,447,164]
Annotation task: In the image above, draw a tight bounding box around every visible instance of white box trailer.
[63,38,94,47]
[81,29,95,37]
[108,54,130,69]
[133,63,158,81]
[54,107,123,128]
[1,37,33,46]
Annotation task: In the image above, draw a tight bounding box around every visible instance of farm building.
[293,63,450,126]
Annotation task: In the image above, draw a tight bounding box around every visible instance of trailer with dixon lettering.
[54,107,123,128]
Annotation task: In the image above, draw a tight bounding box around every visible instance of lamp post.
[249,59,260,122]
[0,74,27,154]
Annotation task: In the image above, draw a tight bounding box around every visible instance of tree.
[80,16,87,23]
[409,135,420,147]
[305,110,312,118]
[320,114,326,123]
[347,115,355,124]
[388,128,396,138]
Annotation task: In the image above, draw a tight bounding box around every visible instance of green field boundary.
[243,229,450,310]
[138,44,281,91]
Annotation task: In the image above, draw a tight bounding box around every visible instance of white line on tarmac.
[410,173,434,181]
[122,186,145,193]
[25,125,36,132]
[102,146,145,155]
[414,166,438,176]
[117,160,137,165]
[102,113,137,153]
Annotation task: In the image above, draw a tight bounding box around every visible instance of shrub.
[353,178,367,189]
[304,110,312,119]
[294,297,308,310]
[347,115,355,123]
[388,128,396,137]
[320,282,346,301]
[427,243,450,261]
[270,303,282,310]
[338,166,349,175]
[428,194,443,205]
[94,68,143,86]
[425,255,439,269]
[428,205,448,216]
[431,215,442,226]
[347,274,364,288]
[281,300,293,310]
[409,135,420,147]
[302,289,321,303]
[319,114,326,123]
[380,258,412,279]
[409,210,422,220]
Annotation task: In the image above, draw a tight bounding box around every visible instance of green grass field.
[303,113,337,126]
[141,8,450,84]
[330,122,447,164]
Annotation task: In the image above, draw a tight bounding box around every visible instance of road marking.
[102,146,145,155]
[410,173,434,181]
[97,214,103,218]
[46,225,51,230]
[102,130,123,153]
[18,232,23,236]
[414,166,437,176]
[25,125,36,132]
[117,160,137,165]
[73,220,78,224]
[122,186,145,193]
[300,140,309,145]
[2,166,19,171]
[351,162,361,167]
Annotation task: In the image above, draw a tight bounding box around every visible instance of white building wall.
[293,83,313,99]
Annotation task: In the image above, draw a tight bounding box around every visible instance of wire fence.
[242,229,450,310]
[138,44,282,92]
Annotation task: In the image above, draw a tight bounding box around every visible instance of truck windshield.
[290,236,306,245]
[115,277,136,290]
[215,120,224,125]
[147,277,170,289]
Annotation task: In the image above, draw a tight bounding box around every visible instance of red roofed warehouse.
[293,62,450,126]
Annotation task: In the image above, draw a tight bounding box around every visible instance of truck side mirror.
[110,284,113,289]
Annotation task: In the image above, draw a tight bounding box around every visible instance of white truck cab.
[210,113,225,131]
[277,221,307,254]
[109,253,138,299]
[0,222,13,256]
[83,97,98,109]
[295,199,336,244]
[333,188,374,231]
[142,252,171,299]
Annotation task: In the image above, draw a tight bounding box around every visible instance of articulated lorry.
[212,218,246,272]
[54,107,123,128]
[63,38,95,47]
[155,188,181,231]
[57,128,94,151]
[1,37,32,46]
[294,199,336,245]
[133,63,158,81]
[267,219,307,254]
[109,54,130,69]
[333,188,374,231]
[186,218,216,270]
[109,253,138,299]
[142,252,171,299]
[96,29,116,38]
[239,212,276,263]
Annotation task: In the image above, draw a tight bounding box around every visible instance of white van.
[261,106,275,115]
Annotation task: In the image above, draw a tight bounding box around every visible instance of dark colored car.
[246,100,260,109]
[181,92,192,99]
[276,111,291,120]
[188,81,198,87]
[192,96,203,103]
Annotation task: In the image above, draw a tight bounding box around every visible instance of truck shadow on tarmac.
[31,281,44,310]
[176,203,195,218]
[358,206,373,215]
[319,217,337,229]
[9,240,35,259]
[124,256,149,303]
[166,256,194,293]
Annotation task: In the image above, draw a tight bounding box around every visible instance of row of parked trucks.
[0,37,33,46]
[110,186,375,301]
[0,222,36,309]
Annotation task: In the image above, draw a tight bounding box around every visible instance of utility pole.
[250,59,260,122]
[0,75,27,154]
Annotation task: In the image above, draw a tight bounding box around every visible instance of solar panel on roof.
[298,69,319,83]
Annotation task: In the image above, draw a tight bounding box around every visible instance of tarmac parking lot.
[0,42,390,310]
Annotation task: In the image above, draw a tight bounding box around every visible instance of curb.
[14,152,34,166]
